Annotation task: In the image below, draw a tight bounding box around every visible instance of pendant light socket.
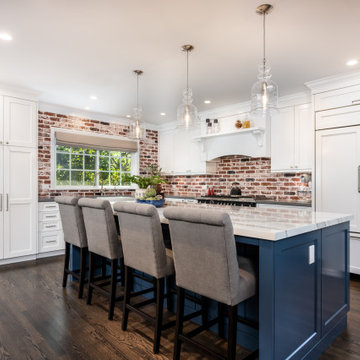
[256,4,273,15]
[182,44,194,52]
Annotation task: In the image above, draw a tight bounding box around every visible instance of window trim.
[50,127,139,190]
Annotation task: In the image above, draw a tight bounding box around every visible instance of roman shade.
[55,130,138,152]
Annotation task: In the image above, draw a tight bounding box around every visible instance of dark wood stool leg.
[62,242,70,288]
[227,305,238,360]
[218,302,225,338]
[87,252,95,305]
[174,286,185,360]
[120,257,125,287]
[201,296,208,327]
[78,247,86,298]
[154,278,165,354]
[108,259,118,320]
[101,257,107,278]
[122,266,132,331]
[166,275,174,313]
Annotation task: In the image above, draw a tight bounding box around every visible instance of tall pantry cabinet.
[311,80,360,275]
[0,93,38,261]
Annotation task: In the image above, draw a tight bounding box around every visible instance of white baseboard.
[36,250,65,258]
[0,250,65,267]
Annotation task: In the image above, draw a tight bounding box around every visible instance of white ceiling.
[0,0,359,124]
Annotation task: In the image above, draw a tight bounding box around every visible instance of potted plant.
[136,187,165,207]
[121,166,168,200]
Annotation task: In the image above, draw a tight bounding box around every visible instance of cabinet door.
[0,96,3,144]
[173,129,189,173]
[3,146,37,258]
[271,106,295,171]
[295,103,313,171]
[3,97,37,148]
[159,130,174,174]
[0,146,3,259]
[316,126,360,233]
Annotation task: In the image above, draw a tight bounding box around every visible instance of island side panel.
[321,222,350,335]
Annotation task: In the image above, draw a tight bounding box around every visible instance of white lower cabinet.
[1,146,37,259]
[38,202,64,253]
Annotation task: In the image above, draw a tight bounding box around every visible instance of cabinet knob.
[6,142,9,145]
[295,165,298,168]
[290,166,294,169]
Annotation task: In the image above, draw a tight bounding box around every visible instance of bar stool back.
[56,196,88,298]
[114,202,175,354]
[164,206,258,360]
[78,198,123,320]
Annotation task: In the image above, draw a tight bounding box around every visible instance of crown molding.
[305,70,360,94]
[0,84,40,101]
[39,102,160,131]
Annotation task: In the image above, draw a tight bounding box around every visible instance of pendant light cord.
[263,11,266,73]
[186,49,189,91]
[136,72,139,110]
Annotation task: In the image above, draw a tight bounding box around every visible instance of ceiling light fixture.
[160,112,166,116]
[126,114,131,118]
[346,59,359,67]
[90,95,97,100]
[0,33,12,41]
[204,100,211,104]
[177,44,198,129]
[250,4,278,119]
[84,106,90,110]
[129,70,145,140]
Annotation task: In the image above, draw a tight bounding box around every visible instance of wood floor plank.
[0,256,359,359]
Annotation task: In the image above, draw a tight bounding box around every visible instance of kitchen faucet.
[95,172,105,196]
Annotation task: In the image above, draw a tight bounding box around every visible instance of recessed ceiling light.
[90,95,97,100]
[84,106,90,110]
[0,33,12,41]
[160,112,166,116]
[346,59,358,67]
[126,115,131,118]
[204,100,211,104]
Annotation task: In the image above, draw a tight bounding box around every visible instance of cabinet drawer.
[39,231,64,253]
[38,210,60,222]
[315,85,360,111]
[315,105,360,130]
[39,202,59,211]
[39,220,62,232]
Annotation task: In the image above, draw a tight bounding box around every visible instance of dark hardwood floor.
[0,256,359,360]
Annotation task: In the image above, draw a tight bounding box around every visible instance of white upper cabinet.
[314,84,360,112]
[271,103,313,172]
[159,127,213,175]
[3,96,37,148]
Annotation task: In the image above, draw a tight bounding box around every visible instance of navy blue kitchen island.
[71,203,351,359]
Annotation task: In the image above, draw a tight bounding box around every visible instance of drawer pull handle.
[45,225,57,229]
[46,215,57,218]
[352,99,360,104]
[45,205,57,209]
[45,240,57,244]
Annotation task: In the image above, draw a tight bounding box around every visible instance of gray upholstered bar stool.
[164,207,258,360]
[114,202,176,354]
[78,198,124,320]
[56,196,88,299]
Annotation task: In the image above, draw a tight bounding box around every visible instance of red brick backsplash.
[162,156,311,201]
[38,111,158,199]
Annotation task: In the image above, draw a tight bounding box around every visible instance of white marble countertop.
[109,199,352,241]
[156,203,352,241]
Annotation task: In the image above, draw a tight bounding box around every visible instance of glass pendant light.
[250,4,278,118]
[129,70,146,140]
[177,44,198,129]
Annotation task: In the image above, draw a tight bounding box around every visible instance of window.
[56,145,132,187]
